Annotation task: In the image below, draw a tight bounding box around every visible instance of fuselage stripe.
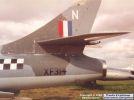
[68,21,72,36]
[63,21,68,37]
[58,20,73,37]
[58,20,63,37]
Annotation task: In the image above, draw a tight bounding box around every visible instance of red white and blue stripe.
[58,20,72,37]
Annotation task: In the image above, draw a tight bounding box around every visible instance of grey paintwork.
[0,1,104,95]
[1,0,101,54]
[0,0,104,80]
[0,0,132,98]
[0,53,104,77]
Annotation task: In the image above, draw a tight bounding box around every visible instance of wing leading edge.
[38,32,129,46]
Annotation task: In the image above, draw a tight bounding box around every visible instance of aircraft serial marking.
[44,68,66,76]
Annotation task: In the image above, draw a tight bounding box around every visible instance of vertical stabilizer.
[59,0,101,37]
[1,0,101,54]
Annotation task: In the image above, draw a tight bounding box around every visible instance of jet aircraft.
[0,0,131,98]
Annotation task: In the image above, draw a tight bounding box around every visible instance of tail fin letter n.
[72,10,79,20]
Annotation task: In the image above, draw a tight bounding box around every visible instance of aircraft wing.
[38,32,128,45]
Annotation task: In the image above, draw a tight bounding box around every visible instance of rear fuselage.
[0,52,104,77]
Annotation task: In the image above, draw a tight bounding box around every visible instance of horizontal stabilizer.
[38,32,129,46]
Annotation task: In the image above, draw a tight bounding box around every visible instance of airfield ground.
[17,80,134,100]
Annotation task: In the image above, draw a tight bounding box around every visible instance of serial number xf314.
[44,68,67,76]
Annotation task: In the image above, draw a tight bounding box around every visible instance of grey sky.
[85,0,134,68]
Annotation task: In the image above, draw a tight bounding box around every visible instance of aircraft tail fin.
[1,0,101,54]
[58,0,101,37]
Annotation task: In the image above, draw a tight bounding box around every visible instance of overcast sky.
[85,0,134,68]
[0,0,134,68]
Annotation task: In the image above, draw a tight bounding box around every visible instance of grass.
[19,80,134,100]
